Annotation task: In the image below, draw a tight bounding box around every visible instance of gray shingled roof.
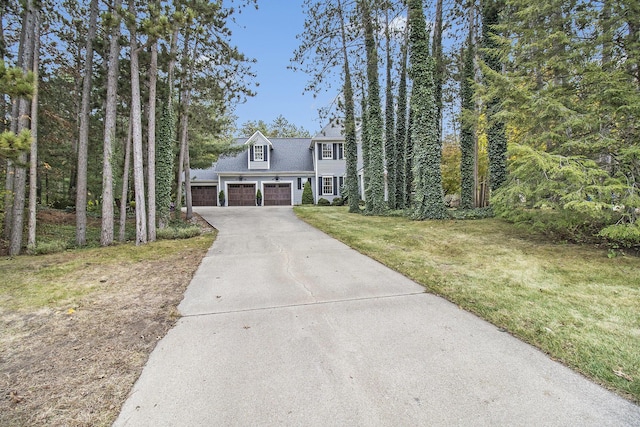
[190,167,218,182]
[313,118,345,140]
[214,138,313,173]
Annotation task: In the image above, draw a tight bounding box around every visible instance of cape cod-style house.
[190,120,363,206]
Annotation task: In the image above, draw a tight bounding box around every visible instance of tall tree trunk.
[384,6,396,210]
[9,0,34,256]
[337,0,359,214]
[408,0,446,219]
[395,26,409,209]
[4,2,29,241]
[361,0,386,215]
[128,0,147,245]
[119,117,132,242]
[175,33,195,219]
[483,0,507,192]
[27,10,40,250]
[147,39,158,241]
[157,27,179,229]
[184,144,193,220]
[432,0,444,141]
[76,0,99,246]
[101,0,122,246]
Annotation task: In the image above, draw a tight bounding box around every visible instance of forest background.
[1,0,639,255]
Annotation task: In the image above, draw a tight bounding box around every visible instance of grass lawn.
[294,206,640,404]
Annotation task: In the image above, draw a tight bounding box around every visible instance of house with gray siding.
[190,120,353,206]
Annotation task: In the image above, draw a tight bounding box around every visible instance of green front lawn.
[294,206,640,404]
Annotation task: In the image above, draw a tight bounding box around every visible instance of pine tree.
[408,0,447,219]
[482,0,507,192]
[75,0,98,246]
[101,0,122,246]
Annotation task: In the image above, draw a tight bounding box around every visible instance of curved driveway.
[115,207,640,426]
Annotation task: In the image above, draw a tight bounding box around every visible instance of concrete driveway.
[114,207,640,426]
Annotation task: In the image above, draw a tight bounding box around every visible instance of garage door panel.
[264,183,291,206]
[192,186,217,206]
[228,184,255,206]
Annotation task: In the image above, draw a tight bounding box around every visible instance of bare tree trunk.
[176,92,189,218]
[76,0,99,246]
[101,0,122,246]
[4,1,29,241]
[9,0,34,256]
[119,117,132,242]
[185,146,192,220]
[147,39,158,241]
[128,0,147,245]
[27,10,40,250]
[174,33,193,218]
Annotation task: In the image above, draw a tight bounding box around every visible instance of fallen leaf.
[67,308,76,315]
[613,369,633,382]
[9,391,23,404]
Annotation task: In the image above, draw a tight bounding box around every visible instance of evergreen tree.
[482,0,507,192]
[302,180,314,204]
[408,0,447,219]
[100,0,122,246]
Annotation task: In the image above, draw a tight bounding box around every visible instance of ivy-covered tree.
[460,25,476,210]
[337,0,359,214]
[384,6,396,210]
[481,0,507,192]
[156,102,175,229]
[360,0,385,215]
[408,0,447,219]
[394,32,409,209]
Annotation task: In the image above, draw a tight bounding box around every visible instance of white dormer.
[245,130,273,170]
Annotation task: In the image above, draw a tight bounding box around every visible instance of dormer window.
[253,144,264,161]
[322,143,333,159]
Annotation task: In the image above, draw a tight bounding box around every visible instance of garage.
[191,185,217,206]
[227,183,256,206]
[263,183,291,206]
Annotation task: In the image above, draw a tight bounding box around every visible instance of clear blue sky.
[228,2,336,136]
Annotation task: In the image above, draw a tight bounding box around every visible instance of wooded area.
[1,0,257,255]
[2,0,640,255]
[293,0,640,248]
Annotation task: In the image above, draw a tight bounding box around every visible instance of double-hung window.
[321,143,333,159]
[253,144,264,161]
[322,176,334,195]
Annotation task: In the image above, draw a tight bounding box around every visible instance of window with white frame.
[322,143,333,159]
[322,176,333,195]
[253,144,264,161]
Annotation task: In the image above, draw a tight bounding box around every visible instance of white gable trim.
[245,131,272,170]
[244,130,273,148]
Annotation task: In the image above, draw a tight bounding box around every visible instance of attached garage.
[191,185,217,206]
[228,183,256,206]
[263,183,291,206]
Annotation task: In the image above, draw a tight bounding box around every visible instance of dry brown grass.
[0,213,215,426]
